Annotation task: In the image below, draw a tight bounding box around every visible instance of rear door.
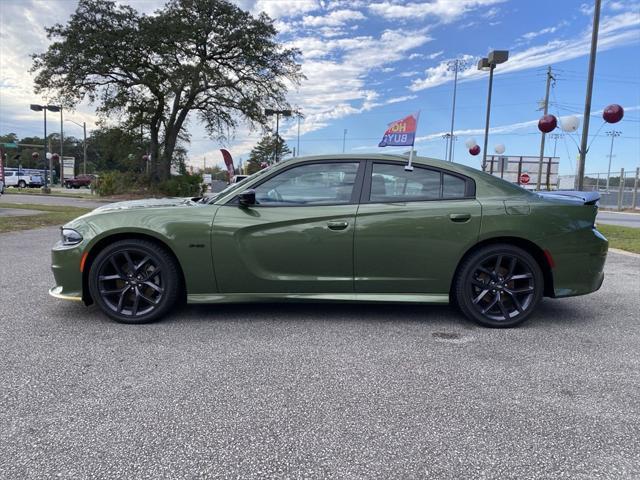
[212,160,365,294]
[354,161,481,294]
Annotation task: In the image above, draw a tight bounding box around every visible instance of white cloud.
[427,50,444,60]
[368,0,506,23]
[302,9,365,27]
[410,11,640,92]
[249,0,320,18]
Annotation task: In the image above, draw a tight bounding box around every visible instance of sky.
[0,0,639,176]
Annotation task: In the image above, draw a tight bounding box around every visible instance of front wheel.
[454,244,544,328]
[18,180,26,188]
[88,239,180,324]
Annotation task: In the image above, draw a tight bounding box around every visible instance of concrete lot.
[1,227,639,479]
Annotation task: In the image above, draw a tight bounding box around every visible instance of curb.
[609,248,640,258]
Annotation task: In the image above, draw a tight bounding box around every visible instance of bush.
[157,174,204,197]
[95,171,134,196]
[95,171,204,198]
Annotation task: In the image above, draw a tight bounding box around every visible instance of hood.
[92,197,199,213]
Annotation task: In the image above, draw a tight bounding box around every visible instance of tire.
[88,239,180,324]
[454,244,544,328]
[65,183,72,189]
[18,180,26,188]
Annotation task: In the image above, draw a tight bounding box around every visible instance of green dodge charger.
[50,154,608,327]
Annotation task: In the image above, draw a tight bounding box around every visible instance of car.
[0,179,4,195]
[64,174,95,188]
[230,174,249,184]
[50,154,607,327]
[29,174,44,188]
[4,170,33,188]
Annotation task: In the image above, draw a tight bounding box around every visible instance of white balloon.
[46,152,52,160]
[494,144,506,154]
[560,115,580,133]
[465,138,477,149]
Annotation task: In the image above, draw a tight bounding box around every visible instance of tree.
[31,0,302,180]
[246,134,291,174]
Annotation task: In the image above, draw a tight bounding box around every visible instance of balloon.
[603,104,624,123]
[51,153,60,162]
[465,138,477,149]
[494,144,506,154]
[538,114,557,133]
[560,115,580,132]
[469,145,481,156]
[142,154,149,161]
[31,152,39,159]
[46,152,52,160]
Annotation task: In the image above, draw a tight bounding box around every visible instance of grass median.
[0,204,91,234]
[598,224,640,254]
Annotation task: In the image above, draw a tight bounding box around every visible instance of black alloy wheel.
[89,239,179,324]
[455,244,543,328]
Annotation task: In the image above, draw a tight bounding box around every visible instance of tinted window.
[254,162,359,206]
[443,173,467,198]
[370,163,441,202]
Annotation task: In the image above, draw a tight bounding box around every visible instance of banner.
[378,113,419,147]
[220,149,234,182]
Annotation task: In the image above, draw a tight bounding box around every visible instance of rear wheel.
[455,244,543,328]
[88,239,180,324]
[18,180,26,188]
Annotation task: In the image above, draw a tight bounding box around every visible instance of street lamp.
[30,103,61,191]
[478,50,509,171]
[66,119,88,175]
[265,108,292,163]
[446,58,468,162]
[605,130,621,192]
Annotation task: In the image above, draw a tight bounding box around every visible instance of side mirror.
[238,189,256,207]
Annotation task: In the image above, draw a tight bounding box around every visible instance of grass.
[598,224,640,254]
[0,204,91,234]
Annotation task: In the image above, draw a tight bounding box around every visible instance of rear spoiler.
[537,190,600,206]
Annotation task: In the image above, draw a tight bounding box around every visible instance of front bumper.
[49,286,82,302]
[51,240,85,301]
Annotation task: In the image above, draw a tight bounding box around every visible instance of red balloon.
[538,114,557,133]
[603,104,624,123]
[142,154,149,161]
[469,145,481,156]
[51,153,60,162]
[32,152,39,159]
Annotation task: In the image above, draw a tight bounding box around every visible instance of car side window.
[369,163,470,202]
[253,162,360,206]
[370,163,441,202]
[443,173,467,199]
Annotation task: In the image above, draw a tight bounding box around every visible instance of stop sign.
[520,173,530,184]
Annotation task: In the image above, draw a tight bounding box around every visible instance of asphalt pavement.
[1,227,639,479]
[597,211,640,228]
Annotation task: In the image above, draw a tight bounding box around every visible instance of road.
[0,193,105,209]
[597,211,640,228]
[1,227,639,479]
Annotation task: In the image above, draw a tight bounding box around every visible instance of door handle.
[327,221,349,230]
[449,213,471,223]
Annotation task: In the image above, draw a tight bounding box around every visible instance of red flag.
[220,149,234,182]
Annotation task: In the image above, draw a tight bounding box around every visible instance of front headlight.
[61,228,83,246]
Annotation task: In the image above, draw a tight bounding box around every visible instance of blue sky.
[0,0,638,175]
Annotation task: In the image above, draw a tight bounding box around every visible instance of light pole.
[478,50,509,171]
[549,133,563,158]
[265,108,292,163]
[446,59,467,162]
[30,103,61,191]
[577,0,602,191]
[66,119,88,175]
[342,129,347,153]
[605,130,621,192]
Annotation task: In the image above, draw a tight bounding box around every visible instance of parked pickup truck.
[4,171,42,188]
[64,174,95,189]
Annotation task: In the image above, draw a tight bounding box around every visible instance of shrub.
[157,174,204,197]
[95,171,133,196]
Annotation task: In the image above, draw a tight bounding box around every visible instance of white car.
[4,171,33,188]
[0,179,4,195]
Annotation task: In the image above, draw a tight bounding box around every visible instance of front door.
[354,161,481,294]
[212,160,364,293]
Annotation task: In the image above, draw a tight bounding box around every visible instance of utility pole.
[605,130,621,192]
[82,122,87,175]
[60,108,63,174]
[549,133,563,158]
[296,113,301,157]
[342,129,347,153]
[577,0,602,190]
[447,59,466,162]
[442,134,450,161]
[536,66,555,190]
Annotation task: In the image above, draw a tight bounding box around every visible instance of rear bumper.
[550,228,608,298]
